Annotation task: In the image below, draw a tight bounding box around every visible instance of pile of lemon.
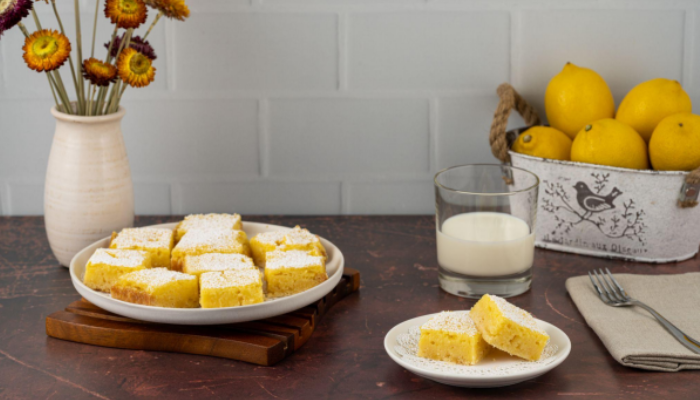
[512,62,699,171]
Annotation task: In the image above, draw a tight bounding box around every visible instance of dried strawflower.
[105,34,156,60]
[144,0,188,21]
[105,0,148,29]
[22,29,71,72]
[0,0,33,35]
[117,48,155,88]
[82,57,117,86]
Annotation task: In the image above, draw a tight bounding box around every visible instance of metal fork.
[588,268,700,354]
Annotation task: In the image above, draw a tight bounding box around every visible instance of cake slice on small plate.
[470,294,550,361]
[417,311,492,365]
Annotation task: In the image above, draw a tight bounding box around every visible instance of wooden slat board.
[46,268,360,366]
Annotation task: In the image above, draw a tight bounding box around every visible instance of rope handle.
[489,83,541,164]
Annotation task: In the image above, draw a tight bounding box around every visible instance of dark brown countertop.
[1,216,699,399]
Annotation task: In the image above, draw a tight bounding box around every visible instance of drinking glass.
[434,164,539,298]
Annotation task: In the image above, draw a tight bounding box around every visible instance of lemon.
[571,118,649,170]
[512,126,572,161]
[616,78,692,142]
[545,62,615,139]
[649,113,700,171]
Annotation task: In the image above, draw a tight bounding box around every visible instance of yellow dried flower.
[22,29,71,72]
[105,0,148,29]
[117,47,155,88]
[144,0,188,21]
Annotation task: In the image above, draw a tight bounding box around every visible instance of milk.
[437,212,534,277]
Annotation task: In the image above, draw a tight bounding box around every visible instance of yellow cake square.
[470,294,549,361]
[250,226,326,267]
[182,253,257,278]
[199,269,264,308]
[111,268,198,308]
[109,228,174,269]
[171,228,251,272]
[249,231,285,267]
[264,250,327,298]
[280,226,327,258]
[174,213,242,243]
[83,248,152,292]
[417,311,491,365]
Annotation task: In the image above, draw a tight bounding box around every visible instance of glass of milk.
[435,164,539,298]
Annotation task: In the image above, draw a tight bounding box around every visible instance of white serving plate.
[69,222,344,325]
[384,311,571,388]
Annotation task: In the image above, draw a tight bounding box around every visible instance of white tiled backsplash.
[1,0,699,215]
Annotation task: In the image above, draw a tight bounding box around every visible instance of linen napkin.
[566,272,700,372]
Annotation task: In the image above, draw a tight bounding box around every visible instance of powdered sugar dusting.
[179,214,241,232]
[284,226,320,246]
[184,253,255,274]
[254,231,286,245]
[119,268,195,289]
[421,311,478,336]
[395,324,559,376]
[88,248,149,268]
[201,269,261,289]
[176,228,247,251]
[488,294,547,335]
[112,228,173,249]
[266,250,324,270]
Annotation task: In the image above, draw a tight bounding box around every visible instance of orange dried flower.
[105,0,148,29]
[83,57,117,86]
[144,0,188,21]
[22,29,71,72]
[117,47,155,88]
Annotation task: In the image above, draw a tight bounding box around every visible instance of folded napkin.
[566,272,700,372]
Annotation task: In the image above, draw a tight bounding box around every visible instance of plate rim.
[383,311,571,383]
[69,221,345,324]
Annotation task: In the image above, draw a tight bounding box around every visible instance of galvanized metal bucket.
[490,83,700,263]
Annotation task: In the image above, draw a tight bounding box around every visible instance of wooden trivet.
[46,268,360,366]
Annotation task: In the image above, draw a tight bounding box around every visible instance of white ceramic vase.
[45,106,134,267]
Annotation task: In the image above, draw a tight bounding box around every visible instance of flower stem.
[48,1,84,114]
[52,71,74,115]
[90,0,100,58]
[104,29,132,115]
[95,27,120,115]
[74,0,87,115]
[142,12,162,41]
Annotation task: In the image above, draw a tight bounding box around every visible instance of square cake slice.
[83,249,151,292]
[470,294,549,361]
[182,253,257,278]
[200,270,264,308]
[111,268,199,308]
[280,226,327,258]
[109,227,174,269]
[417,311,491,365]
[174,213,242,243]
[171,228,252,272]
[249,231,285,267]
[250,226,327,267]
[264,250,327,298]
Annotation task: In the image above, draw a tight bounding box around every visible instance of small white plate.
[69,222,344,325]
[384,311,571,388]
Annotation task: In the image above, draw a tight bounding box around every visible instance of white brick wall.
[1,0,699,215]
